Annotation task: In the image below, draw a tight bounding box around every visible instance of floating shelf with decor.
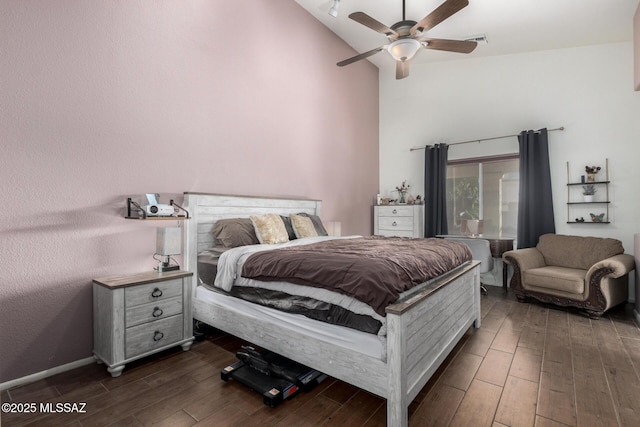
[125,197,189,220]
[566,159,610,224]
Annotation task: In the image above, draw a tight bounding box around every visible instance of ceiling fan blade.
[396,60,411,80]
[337,46,386,67]
[349,12,399,38]
[421,38,477,53]
[410,0,469,34]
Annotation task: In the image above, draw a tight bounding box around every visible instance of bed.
[182,192,481,426]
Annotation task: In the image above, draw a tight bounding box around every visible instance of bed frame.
[182,192,481,426]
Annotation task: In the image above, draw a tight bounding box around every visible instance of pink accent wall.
[0,1,379,383]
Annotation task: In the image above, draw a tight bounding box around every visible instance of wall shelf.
[125,216,189,220]
[567,181,610,186]
[125,197,190,220]
[566,159,610,224]
[567,201,611,205]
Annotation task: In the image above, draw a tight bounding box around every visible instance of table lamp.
[156,227,181,272]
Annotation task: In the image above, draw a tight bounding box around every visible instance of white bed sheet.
[213,235,388,336]
[195,285,386,361]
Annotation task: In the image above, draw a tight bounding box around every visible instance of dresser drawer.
[125,296,183,328]
[125,314,184,359]
[377,229,415,238]
[376,206,415,217]
[378,216,415,230]
[125,279,182,307]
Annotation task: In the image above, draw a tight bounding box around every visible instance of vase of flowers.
[585,165,601,183]
[395,180,410,204]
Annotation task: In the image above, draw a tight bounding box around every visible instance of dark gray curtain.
[424,144,449,237]
[517,128,555,248]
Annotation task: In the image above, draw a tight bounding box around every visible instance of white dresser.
[93,270,194,377]
[373,205,424,238]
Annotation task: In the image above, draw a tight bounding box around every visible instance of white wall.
[635,3,640,90]
[380,42,640,297]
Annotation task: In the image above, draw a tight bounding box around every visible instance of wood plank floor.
[2,288,639,427]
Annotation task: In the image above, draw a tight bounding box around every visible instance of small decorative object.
[581,175,585,183]
[415,195,423,205]
[585,165,601,182]
[575,217,585,223]
[406,195,415,205]
[582,184,596,202]
[590,213,605,222]
[395,180,410,204]
[380,197,390,205]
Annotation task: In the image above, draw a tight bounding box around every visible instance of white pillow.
[290,214,318,238]
[250,214,289,244]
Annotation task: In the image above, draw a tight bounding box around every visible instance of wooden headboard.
[182,192,321,285]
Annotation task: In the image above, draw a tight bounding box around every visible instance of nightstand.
[93,270,194,377]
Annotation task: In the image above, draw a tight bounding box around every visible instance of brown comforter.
[241,236,472,316]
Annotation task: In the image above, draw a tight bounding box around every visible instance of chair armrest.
[502,248,545,294]
[502,248,546,271]
[586,253,636,281]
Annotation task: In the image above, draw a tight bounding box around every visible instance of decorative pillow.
[250,214,289,244]
[290,214,318,238]
[297,212,328,236]
[280,215,297,240]
[211,218,259,248]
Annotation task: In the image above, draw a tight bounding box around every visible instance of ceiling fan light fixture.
[388,38,421,62]
[328,0,340,18]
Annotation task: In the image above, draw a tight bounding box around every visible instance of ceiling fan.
[337,0,478,79]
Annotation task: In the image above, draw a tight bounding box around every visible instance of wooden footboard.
[386,261,480,425]
[183,193,482,426]
[193,261,480,426]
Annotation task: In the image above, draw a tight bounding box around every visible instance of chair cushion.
[536,234,624,270]
[524,266,586,294]
[444,237,494,273]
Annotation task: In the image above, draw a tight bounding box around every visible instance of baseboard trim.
[0,357,95,392]
[634,308,640,327]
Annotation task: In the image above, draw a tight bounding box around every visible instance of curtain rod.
[409,126,565,151]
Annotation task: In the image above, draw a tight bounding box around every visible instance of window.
[446,155,519,238]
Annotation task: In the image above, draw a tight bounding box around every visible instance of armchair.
[503,234,635,319]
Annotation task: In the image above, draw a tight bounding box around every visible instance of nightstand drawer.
[378,216,414,230]
[125,296,183,328]
[125,315,183,359]
[377,206,414,217]
[125,279,182,307]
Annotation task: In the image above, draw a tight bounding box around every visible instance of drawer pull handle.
[151,288,163,298]
[392,209,397,214]
[392,221,397,226]
[153,331,164,341]
[152,307,163,318]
